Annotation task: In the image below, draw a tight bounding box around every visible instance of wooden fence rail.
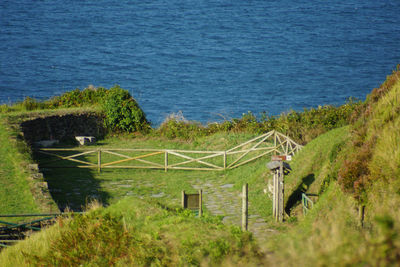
[36,130,302,172]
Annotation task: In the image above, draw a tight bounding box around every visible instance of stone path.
[52,175,276,246]
[190,180,276,245]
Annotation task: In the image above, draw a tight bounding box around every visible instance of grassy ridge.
[0,198,264,266]
[266,67,400,265]
[0,117,39,214]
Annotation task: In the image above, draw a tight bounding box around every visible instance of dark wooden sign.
[182,190,203,216]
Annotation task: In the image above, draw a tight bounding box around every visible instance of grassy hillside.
[0,68,399,265]
[0,198,264,266]
[0,116,49,215]
[267,67,400,266]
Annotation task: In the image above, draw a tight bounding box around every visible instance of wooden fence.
[36,130,302,172]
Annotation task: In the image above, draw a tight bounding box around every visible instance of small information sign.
[182,190,203,217]
[272,155,286,161]
[271,155,292,161]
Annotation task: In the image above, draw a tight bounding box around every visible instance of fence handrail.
[35,130,302,171]
[0,212,84,248]
[302,193,314,215]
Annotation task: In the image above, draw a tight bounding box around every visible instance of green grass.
[0,117,40,215]
[0,198,265,266]
[1,69,399,265]
[36,134,269,211]
[282,126,350,216]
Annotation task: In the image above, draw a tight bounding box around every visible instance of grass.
[34,132,276,218]
[1,69,400,265]
[282,126,350,216]
[0,116,40,215]
[0,198,265,266]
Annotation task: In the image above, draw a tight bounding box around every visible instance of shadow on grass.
[285,173,315,216]
[33,148,111,212]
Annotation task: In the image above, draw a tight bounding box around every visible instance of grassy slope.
[267,69,400,266]
[0,122,357,266]
[0,117,39,214]
[0,198,264,266]
[1,71,399,265]
[282,126,350,216]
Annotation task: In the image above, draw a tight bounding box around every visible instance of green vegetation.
[0,117,39,214]
[34,132,272,214]
[155,101,359,144]
[1,66,400,265]
[0,85,150,134]
[103,86,149,133]
[0,198,263,266]
[267,67,400,265]
[0,84,360,143]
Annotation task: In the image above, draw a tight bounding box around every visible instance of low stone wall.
[20,112,106,144]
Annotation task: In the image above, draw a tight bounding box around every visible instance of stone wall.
[20,112,106,144]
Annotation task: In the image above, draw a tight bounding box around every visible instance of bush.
[102,86,149,133]
[46,86,108,108]
[157,112,205,140]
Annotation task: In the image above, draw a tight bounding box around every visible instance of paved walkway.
[190,180,276,245]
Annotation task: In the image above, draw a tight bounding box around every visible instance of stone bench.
[75,136,96,146]
[33,140,59,147]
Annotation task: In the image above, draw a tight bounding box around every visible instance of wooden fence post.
[97,149,101,173]
[242,183,248,231]
[359,205,365,227]
[165,151,168,172]
[273,170,277,219]
[181,190,185,208]
[278,161,284,222]
[272,161,284,222]
[199,189,203,217]
[223,151,227,170]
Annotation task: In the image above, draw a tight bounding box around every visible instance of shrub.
[102,86,149,133]
[157,112,205,140]
[46,86,108,108]
[17,97,46,111]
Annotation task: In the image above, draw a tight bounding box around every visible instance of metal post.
[242,183,248,231]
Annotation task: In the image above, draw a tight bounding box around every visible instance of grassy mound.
[0,116,44,214]
[266,67,400,265]
[0,198,264,266]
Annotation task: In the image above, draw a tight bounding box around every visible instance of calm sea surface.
[1,1,399,125]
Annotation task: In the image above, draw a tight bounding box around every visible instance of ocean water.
[1,0,399,125]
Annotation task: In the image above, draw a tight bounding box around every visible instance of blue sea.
[1,1,399,125]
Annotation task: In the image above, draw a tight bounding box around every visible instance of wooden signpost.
[242,183,248,231]
[270,155,288,222]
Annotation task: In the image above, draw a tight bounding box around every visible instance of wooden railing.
[36,130,302,172]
